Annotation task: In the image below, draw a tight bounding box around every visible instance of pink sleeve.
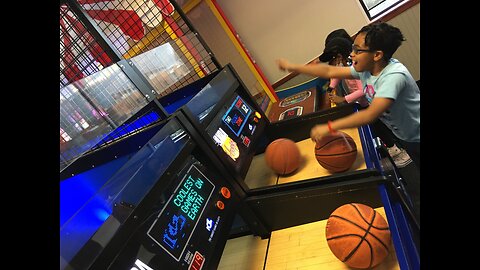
[345,90,365,103]
[329,78,340,88]
[344,79,365,103]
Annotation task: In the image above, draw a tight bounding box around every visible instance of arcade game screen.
[204,93,266,179]
[181,65,268,180]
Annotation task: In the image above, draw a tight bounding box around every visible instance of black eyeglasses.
[352,45,374,54]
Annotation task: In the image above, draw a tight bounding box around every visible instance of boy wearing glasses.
[319,29,413,168]
[276,22,420,170]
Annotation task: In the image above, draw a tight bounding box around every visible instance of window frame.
[358,0,414,21]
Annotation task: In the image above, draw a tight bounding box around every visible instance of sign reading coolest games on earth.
[147,164,215,261]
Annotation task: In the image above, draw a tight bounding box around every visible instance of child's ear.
[373,50,384,62]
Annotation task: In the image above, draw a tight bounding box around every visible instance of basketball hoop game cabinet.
[177,64,419,269]
[60,64,419,270]
[60,116,251,270]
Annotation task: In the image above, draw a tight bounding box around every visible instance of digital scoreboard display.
[147,164,215,261]
[222,96,252,137]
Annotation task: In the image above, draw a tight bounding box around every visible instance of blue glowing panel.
[163,95,196,114]
[59,196,114,265]
[60,155,130,227]
[146,164,215,261]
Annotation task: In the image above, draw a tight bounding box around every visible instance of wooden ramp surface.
[218,207,400,270]
[244,127,367,189]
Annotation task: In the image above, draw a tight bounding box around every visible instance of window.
[359,0,408,21]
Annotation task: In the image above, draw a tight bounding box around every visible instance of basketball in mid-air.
[314,131,357,172]
[264,138,300,175]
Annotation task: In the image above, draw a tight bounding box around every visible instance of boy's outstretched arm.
[276,58,353,79]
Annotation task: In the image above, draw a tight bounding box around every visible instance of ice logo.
[206,218,214,231]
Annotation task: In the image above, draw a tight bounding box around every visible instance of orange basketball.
[314,131,357,172]
[326,203,391,269]
[264,138,300,175]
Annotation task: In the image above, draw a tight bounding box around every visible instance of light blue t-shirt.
[350,58,420,142]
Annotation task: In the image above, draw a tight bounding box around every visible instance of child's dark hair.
[357,22,405,61]
[325,29,352,45]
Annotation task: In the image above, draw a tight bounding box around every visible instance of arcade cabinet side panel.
[102,123,242,270]
[61,118,242,270]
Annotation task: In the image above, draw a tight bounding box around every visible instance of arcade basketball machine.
[59,63,254,270]
[60,0,419,267]
[60,112,270,270]
[176,64,420,269]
